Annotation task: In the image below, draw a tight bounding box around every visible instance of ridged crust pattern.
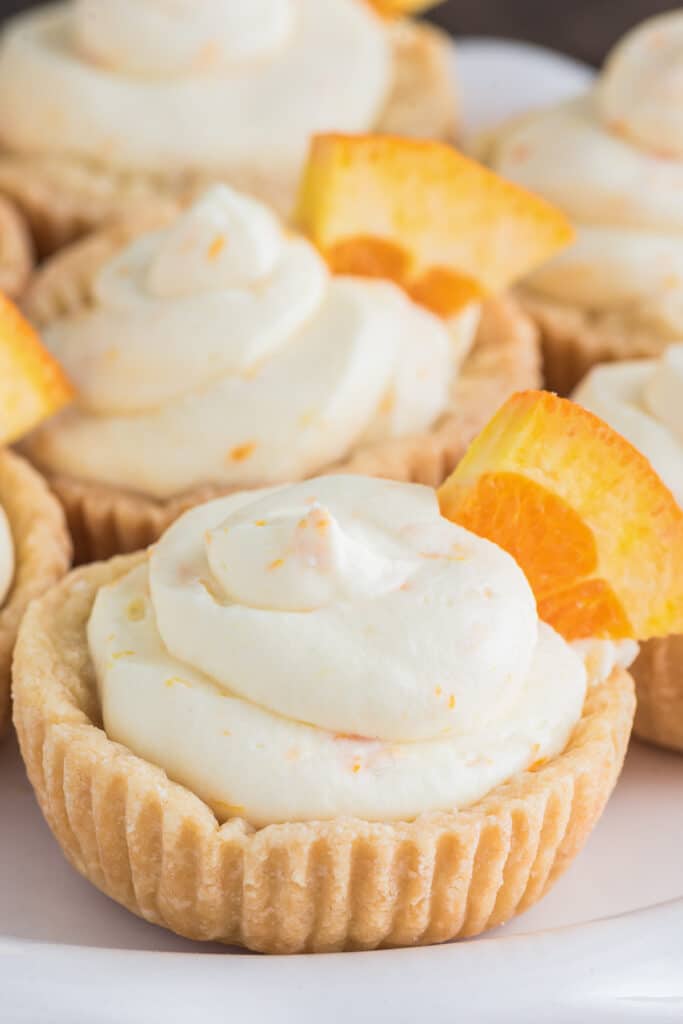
[12,554,635,953]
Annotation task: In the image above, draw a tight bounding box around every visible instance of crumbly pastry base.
[0,21,456,256]
[631,637,683,753]
[521,291,673,396]
[24,265,539,561]
[0,448,71,735]
[12,554,635,954]
[0,193,33,298]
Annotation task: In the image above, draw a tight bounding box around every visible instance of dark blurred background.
[0,0,675,66]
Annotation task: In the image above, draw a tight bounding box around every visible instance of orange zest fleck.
[268,558,285,571]
[228,441,257,463]
[125,598,146,623]
[208,234,226,260]
[212,801,245,820]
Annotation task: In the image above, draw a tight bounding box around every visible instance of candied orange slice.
[0,293,73,444]
[438,391,683,641]
[296,134,573,316]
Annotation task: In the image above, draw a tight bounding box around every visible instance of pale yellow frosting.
[488,12,683,336]
[25,186,474,498]
[89,477,589,826]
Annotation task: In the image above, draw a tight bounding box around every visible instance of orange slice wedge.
[369,1,443,15]
[0,293,73,445]
[438,390,683,641]
[296,134,573,317]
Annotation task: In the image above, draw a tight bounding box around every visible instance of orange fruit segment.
[438,390,683,641]
[296,134,573,317]
[0,293,73,445]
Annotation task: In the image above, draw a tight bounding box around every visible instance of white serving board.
[2,39,682,1024]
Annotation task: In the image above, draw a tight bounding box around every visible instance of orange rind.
[438,390,683,641]
[0,293,73,445]
[296,134,573,316]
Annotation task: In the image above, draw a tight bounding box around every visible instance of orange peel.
[296,134,573,316]
[0,292,73,445]
[438,390,683,641]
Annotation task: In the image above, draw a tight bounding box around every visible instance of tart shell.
[12,553,635,954]
[631,637,683,753]
[0,447,71,735]
[521,292,672,396]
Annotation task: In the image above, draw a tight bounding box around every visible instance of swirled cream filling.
[89,476,593,826]
[0,0,392,191]
[574,345,683,506]
[25,185,476,498]
[488,12,683,337]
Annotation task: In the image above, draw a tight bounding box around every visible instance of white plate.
[2,39,683,1024]
[455,37,594,141]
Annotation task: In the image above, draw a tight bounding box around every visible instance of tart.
[21,137,571,562]
[575,349,683,751]
[0,0,456,255]
[0,194,33,299]
[0,294,72,733]
[15,391,683,952]
[480,12,683,394]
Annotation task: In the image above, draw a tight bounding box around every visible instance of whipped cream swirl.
[574,345,683,505]
[89,476,588,826]
[0,506,14,607]
[0,0,392,192]
[488,12,683,337]
[26,185,473,498]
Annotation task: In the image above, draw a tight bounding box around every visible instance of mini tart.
[630,639,683,753]
[24,218,540,564]
[0,21,455,256]
[0,193,33,299]
[0,447,71,734]
[12,553,635,954]
[521,292,673,397]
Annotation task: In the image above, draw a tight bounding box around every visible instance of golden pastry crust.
[0,21,457,255]
[24,225,540,562]
[521,291,672,396]
[0,193,33,298]
[631,637,683,753]
[0,448,71,735]
[12,553,635,953]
